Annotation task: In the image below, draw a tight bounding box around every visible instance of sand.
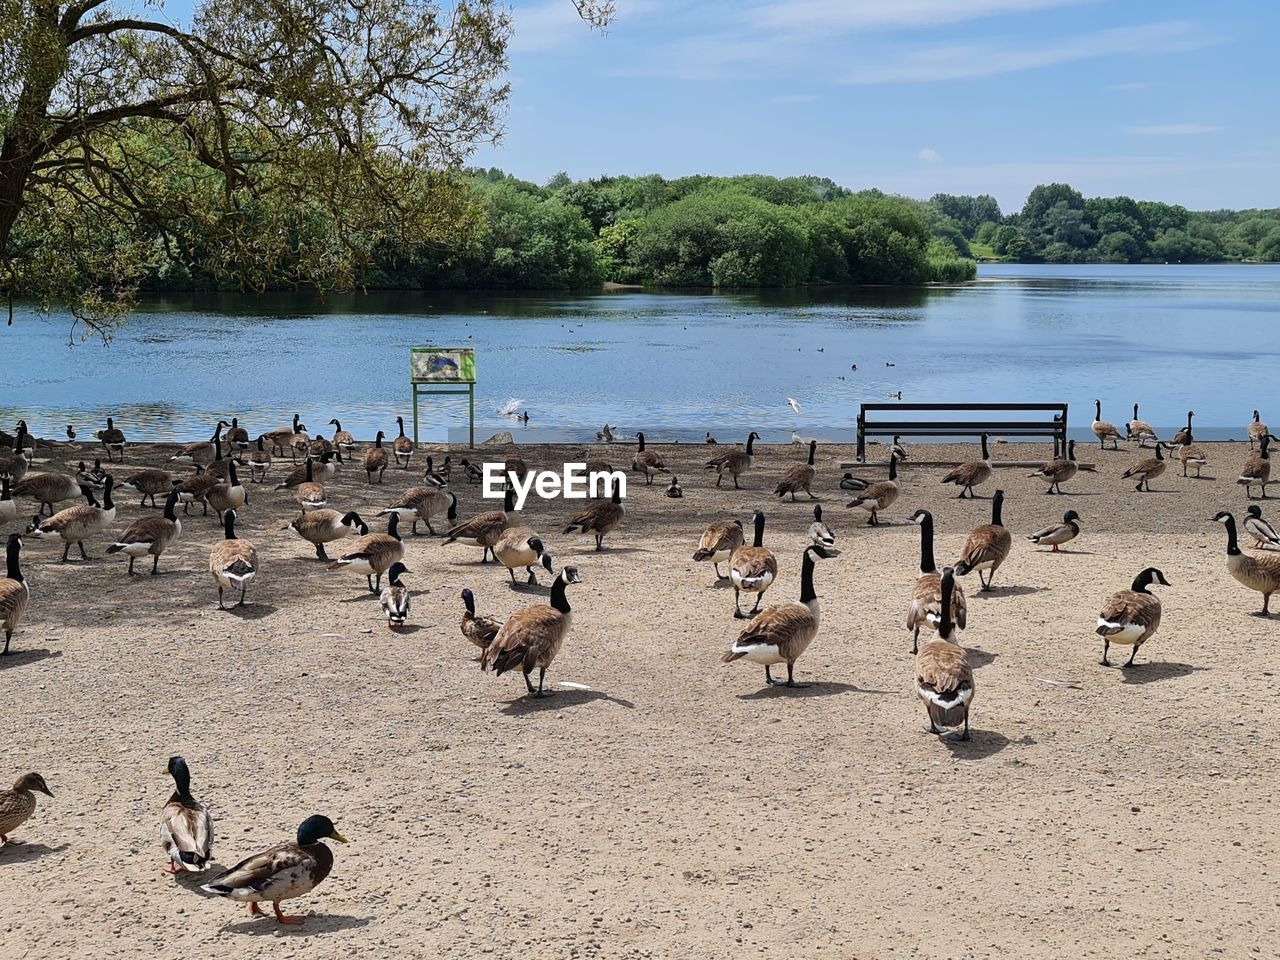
[1,437,1277,959]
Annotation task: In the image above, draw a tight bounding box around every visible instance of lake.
[1,263,1277,444]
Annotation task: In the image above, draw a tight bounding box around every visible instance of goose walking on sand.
[954,489,1012,592]
[482,566,583,698]
[914,568,974,741]
[1096,567,1169,667]
[1092,400,1125,450]
[1212,511,1280,616]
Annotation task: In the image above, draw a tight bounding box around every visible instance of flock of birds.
[2,399,1279,923]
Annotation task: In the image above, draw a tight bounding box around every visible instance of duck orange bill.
[330,830,350,843]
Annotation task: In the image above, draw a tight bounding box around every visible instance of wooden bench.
[854,402,1068,463]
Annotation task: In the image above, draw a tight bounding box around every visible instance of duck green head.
[164,756,192,796]
[298,814,348,845]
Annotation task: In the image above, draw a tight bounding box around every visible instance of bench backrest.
[856,402,1068,462]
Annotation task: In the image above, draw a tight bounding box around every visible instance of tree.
[0,0,612,339]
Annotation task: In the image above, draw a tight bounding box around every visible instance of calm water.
[1,263,1277,443]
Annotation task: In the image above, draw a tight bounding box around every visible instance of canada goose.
[118,467,172,507]
[914,568,973,740]
[1212,511,1280,615]
[202,815,347,925]
[160,756,214,874]
[891,435,909,461]
[845,455,899,526]
[666,475,684,498]
[0,443,31,484]
[207,461,248,519]
[458,458,484,484]
[284,459,326,511]
[208,510,258,609]
[175,471,220,516]
[954,489,1012,592]
[461,588,502,657]
[0,771,53,843]
[1121,442,1168,492]
[1127,403,1158,447]
[288,420,311,463]
[775,439,819,501]
[393,416,414,468]
[1091,400,1124,450]
[170,421,228,473]
[705,432,718,445]
[706,431,759,490]
[597,423,617,443]
[205,437,234,482]
[262,414,303,458]
[721,543,837,688]
[108,489,183,575]
[287,510,367,561]
[941,433,993,499]
[0,534,30,656]
[1027,509,1081,553]
[632,432,668,484]
[729,510,777,619]
[328,419,355,457]
[276,450,339,490]
[692,518,744,582]
[246,436,272,483]
[380,562,412,629]
[443,487,516,563]
[562,486,624,551]
[28,475,115,561]
[14,471,81,516]
[364,431,389,483]
[1028,439,1078,495]
[1096,567,1170,666]
[808,504,835,550]
[482,565,582,697]
[76,459,107,489]
[226,417,250,452]
[1244,505,1280,549]
[1170,410,1195,448]
[1238,434,1272,498]
[95,416,126,462]
[906,510,968,655]
[327,513,404,593]
[1249,410,1269,449]
[839,472,870,492]
[1176,436,1209,478]
[307,435,334,459]
[495,528,554,586]
[65,425,76,443]
[380,486,457,536]
[0,476,13,528]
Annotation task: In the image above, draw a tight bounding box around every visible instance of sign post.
[410,347,477,449]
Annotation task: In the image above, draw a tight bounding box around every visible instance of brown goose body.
[460,588,502,657]
[631,432,668,485]
[0,772,53,840]
[364,432,389,483]
[1215,512,1280,615]
[1096,567,1168,666]
[0,447,31,484]
[1127,403,1158,445]
[96,417,126,461]
[914,568,973,738]
[846,455,900,525]
[706,432,758,489]
[380,486,455,536]
[0,535,30,655]
[120,468,172,506]
[482,567,581,697]
[277,453,337,490]
[171,422,227,473]
[14,472,81,515]
[286,509,366,561]
[562,488,624,550]
[329,419,356,456]
[393,416,414,468]
[954,489,1012,592]
[1238,434,1272,498]
[1091,400,1124,449]
[209,510,258,609]
[693,518,745,581]
[775,440,818,501]
[108,491,183,575]
[261,415,304,457]
[941,434,993,498]
[443,489,516,562]
[1249,410,1269,448]
[207,463,247,517]
[1121,443,1168,492]
[494,527,553,586]
[728,511,777,618]
[175,472,220,515]
[29,478,115,560]
[1028,440,1078,494]
[905,510,967,654]
[246,437,273,482]
[326,514,404,592]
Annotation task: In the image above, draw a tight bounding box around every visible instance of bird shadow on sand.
[500,688,635,716]
[504,581,551,596]
[387,624,424,636]
[0,648,62,669]
[1029,549,1097,556]
[219,602,278,620]
[736,681,892,701]
[570,546,650,557]
[222,913,372,937]
[976,585,1048,598]
[964,647,997,670]
[940,731,1033,760]
[0,841,68,864]
[338,593,382,604]
[1119,661,1204,685]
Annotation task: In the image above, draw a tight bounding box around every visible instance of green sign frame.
[409,346,476,448]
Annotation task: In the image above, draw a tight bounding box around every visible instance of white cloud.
[1127,123,1221,136]
[845,21,1219,84]
[749,0,1095,32]
[918,148,943,163]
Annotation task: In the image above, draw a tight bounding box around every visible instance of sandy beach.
[1,437,1277,959]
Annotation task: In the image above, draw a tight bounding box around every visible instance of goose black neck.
[612,486,622,504]
[752,512,765,548]
[745,433,755,455]
[503,487,515,512]
[1,476,8,500]
[918,513,936,573]
[102,475,113,510]
[1155,443,1163,461]
[1133,403,1139,420]
[1222,515,1240,556]
[551,574,572,614]
[228,462,239,485]
[1067,440,1076,461]
[5,535,21,582]
[164,493,178,521]
[980,434,989,459]
[939,572,954,636]
[305,459,314,481]
[807,440,816,466]
[463,590,476,615]
[991,492,1004,527]
[387,513,401,540]
[212,422,223,442]
[636,432,646,452]
[888,456,898,482]
[799,549,819,604]
[223,512,237,540]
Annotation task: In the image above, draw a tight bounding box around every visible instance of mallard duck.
[721,544,837,688]
[160,756,213,874]
[1244,505,1280,549]
[954,489,1012,592]
[1091,400,1124,450]
[108,489,182,575]
[706,431,758,490]
[914,568,974,740]
[461,588,502,658]
[0,772,53,844]
[1213,511,1280,616]
[457,458,485,484]
[1096,567,1169,666]
[941,433,993,499]
[379,562,411,629]
[1026,510,1080,553]
[838,472,870,492]
[482,566,583,697]
[202,815,348,925]
[0,534,30,655]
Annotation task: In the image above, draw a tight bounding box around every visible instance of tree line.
[923,183,1280,264]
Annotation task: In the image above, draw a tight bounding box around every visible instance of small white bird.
[787,398,802,414]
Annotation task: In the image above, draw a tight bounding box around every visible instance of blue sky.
[466,0,1280,213]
